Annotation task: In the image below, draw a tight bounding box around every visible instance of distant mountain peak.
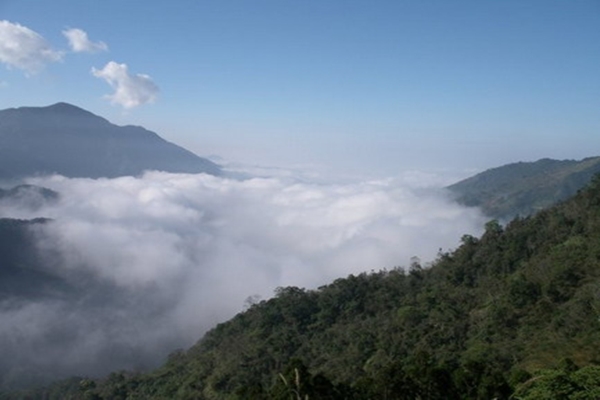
[14,102,94,115]
[48,102,109,120]
[45,102,92,114]
[47,102,84,110]
[0,103,222,179]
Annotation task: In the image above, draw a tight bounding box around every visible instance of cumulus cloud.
[0,170,486,386]
[63,28,108,53]
[92,61,159,109]
[0,20,63,74]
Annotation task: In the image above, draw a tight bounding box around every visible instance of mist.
[0,168,486,387]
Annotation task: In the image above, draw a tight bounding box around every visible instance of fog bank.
[0,169,486,386]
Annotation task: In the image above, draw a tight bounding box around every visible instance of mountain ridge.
[447,156,600,220]
[0,103,221,179]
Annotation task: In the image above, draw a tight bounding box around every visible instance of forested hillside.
[447,157,600,220]
[11,177,600,399]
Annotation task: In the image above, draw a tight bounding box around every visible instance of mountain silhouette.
[0,103,221,179]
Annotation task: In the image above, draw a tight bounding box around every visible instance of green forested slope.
[447,156,600,220]
[12,176,600,399]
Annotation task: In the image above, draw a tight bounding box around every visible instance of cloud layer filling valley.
[0,170,485,385]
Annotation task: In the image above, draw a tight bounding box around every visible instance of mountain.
[447,157,600,221]
[0,184,59,210]
[0,103,221,179]
[0,218,67,301]
[20,175,600,399]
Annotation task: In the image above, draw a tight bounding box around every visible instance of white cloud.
[0,169,486,383]
[92,61,159,109]
[0,20,63,74]
[63,28,108,53]
[26,170,484,312]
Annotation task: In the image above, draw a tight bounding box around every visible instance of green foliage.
[513,361,600,399]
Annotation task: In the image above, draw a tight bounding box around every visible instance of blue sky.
[1,1,599,177]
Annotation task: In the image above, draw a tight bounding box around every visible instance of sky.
[1,0,599,177]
